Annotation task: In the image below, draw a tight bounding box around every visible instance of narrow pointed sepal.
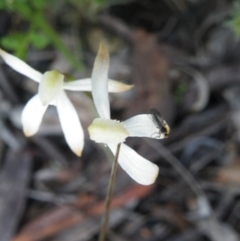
[56,91,84,156]
[21,94,48,136]
[108,79,134,92]
[0,48,42,82]
[63,78,134,92]
[108,143,159,185]
[91,43,110,119]
[123,114,169,139]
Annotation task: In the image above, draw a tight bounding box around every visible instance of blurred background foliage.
[0,0,127,69]
[226,1,240,39]
[3,1,240,241]
[2,0,240,67]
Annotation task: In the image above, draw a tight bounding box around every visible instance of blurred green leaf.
[174,82,188,104]
[1,32,26,51]
[31,0,46,9]
[0,0,84,70]
[226,1,240,39]
[29,31,50,49]
[0,1,8,9]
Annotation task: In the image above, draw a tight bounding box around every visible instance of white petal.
[63,78,92,91]
[56,91,84,156]
[39,70,64,106]
[108,143,159,185]
[88,118,129,145]
[107,79,134,92]
[21,94,48,136]
[122,114,166,139]
[63,78,134,92]
[0,48,42,82]
[91,44,110,119]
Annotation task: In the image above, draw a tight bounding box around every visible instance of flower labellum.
[88,118,129,145]
[39,70,64,106]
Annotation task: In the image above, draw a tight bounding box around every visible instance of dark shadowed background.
[1,0,240,240]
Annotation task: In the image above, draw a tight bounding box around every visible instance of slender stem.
[98,143,121,241]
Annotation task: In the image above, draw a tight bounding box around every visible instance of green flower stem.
[98,143,121,241]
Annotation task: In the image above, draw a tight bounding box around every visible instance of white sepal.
[21,94,48,136]
[39,70,64,106]
[63,78,133,92]
[0,48,42,82]
[63,78,92,91]
[91,44,110,119]
[108,79,134,93]
[108,143,159,185]
[123,114,166,139]
[88,118,129,145]
[56,91,84,156]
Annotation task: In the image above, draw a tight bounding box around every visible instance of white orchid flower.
[0,48,133,156]
[88,44,170,185]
